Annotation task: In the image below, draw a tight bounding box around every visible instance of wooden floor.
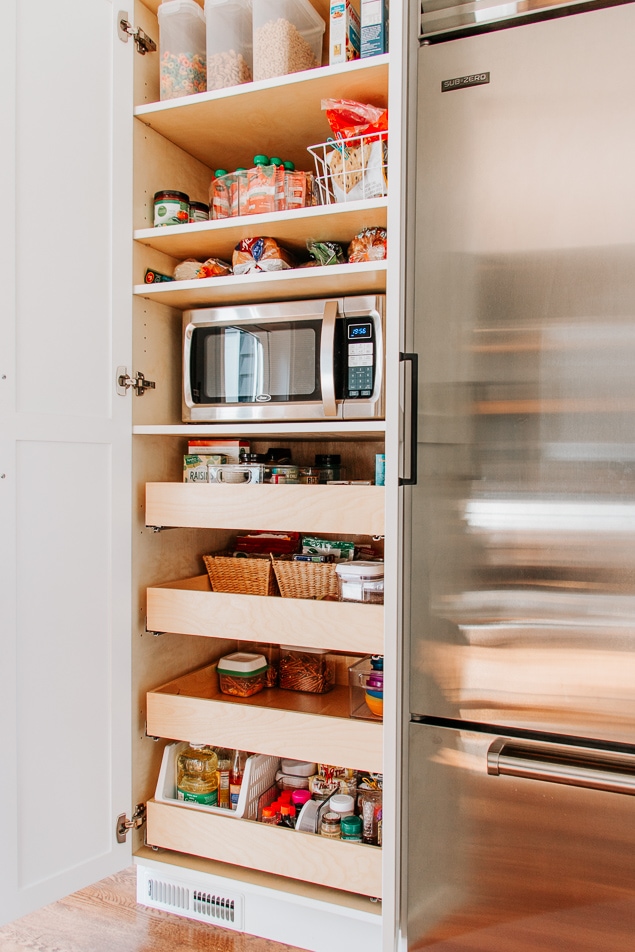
[0,867,307,952]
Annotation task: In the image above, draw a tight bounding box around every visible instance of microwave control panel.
[345,320,375,398]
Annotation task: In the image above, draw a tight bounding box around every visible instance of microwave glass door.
[193,321,322,404]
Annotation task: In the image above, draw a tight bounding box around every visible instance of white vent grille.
[141,872,244,930]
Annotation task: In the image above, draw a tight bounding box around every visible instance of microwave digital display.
[348,322,372,340]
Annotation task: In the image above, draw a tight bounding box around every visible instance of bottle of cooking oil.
[176,744,219,806]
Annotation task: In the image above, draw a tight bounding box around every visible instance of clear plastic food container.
[158,0,207,100]
[217,651,268,697]
[335,561,384,603]
[278,645,334,694]
[252,0,325,82]
[205,0,253,91]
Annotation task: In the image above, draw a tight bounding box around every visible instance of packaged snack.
[301,536,356,560]
[347,226,387,262]
[173,257,232,280]
[306,240,346,266]
[321,98,388,141]
[232,237,296,274]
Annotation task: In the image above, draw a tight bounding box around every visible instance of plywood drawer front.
[146,687,383,773]
[145,483,385,536]
[146,799,382,897]
[147,576,384,654]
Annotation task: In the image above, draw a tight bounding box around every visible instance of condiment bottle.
[279,804,296,829]
[229,748,246,810]
[176,744,219,805]
[215,747,232,809]
[261,806,278,825]
[292,789,312,809]
[340,815,363,842]
[320,811,341,839]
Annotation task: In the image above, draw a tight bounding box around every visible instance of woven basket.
[203,554,278,596]
[272,559,339,600]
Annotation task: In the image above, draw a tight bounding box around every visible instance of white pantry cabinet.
[0,0,413,949]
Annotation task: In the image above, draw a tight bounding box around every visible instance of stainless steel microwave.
[182,295,385,423]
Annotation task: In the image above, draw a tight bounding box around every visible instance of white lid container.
[280,758,317,776]
[328,793,355,817]
[335,561,384,603]
[217,651,267,674]
[204,0,253,91]
[158,0,207,100]
[252,0,325,82]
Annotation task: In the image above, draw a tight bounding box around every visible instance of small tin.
[154,189,190,226]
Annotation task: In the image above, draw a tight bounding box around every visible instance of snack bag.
[321,99,388,203]
[232,237,296,274]
[347,227,387,263]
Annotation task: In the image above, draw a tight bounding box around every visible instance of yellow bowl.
[365,692,383,717]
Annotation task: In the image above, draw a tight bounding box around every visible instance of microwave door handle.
[320,300,338,417]
[487,738,635,795]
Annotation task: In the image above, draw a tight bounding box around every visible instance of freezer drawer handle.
[399,352,419,486]
[487,739,635,795]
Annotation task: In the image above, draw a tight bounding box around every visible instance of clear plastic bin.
[335,561,384,604]
[348,655,384,720]
[217,651,268,697]
[158,0,207,100]
[205,0,253,91]
[278,645,334,694]
[252,0,325,82]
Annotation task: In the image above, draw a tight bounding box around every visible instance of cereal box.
[329,0,361,65]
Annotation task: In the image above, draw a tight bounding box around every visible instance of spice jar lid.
[328,794,355,814]
[335,561,384,580]
[217,652,268,676]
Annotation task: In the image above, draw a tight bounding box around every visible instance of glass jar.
[315,453,344,483]
[154,189,190,227]
[320,811,342,839]
[357,787,383,846]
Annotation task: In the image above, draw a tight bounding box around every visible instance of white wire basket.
[307,132,388,205]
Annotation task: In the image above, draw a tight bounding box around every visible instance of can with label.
[154,189,190,226]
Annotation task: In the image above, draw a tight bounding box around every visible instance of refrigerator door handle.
[399,352,419,486]
[487,738,635,795]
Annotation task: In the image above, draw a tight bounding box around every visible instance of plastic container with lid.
[278,645,334,694]
[252,0,325,82]
[335,561,384,604]
[320,811,342,839]
[217,651,268,696]
[158,0,207,101]
[340,814,363,842]
[315,453,344,483]
[328,793,355,818]
[205,0,253,91]
[349,654,384,719]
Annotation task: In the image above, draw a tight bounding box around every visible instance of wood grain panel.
[146,800,382,897]
[145,483,385,535]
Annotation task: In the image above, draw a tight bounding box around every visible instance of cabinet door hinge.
[116,803,146,843]
[117,11,157,55]
[117,367,156,396]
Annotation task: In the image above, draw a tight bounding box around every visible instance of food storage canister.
[278,645,334,694]
[335,561,384,604]
[217,651,268,696]
[204,0,253,91]
[252,0,325,82]
[328,793,355,818]
[158,0,207,100]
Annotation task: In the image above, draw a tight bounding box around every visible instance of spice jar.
[340,815,363,842]
[328,793,355,819]
[315,453,343,482]
[320,812,342,839]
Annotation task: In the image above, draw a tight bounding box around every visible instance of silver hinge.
[117,11,157,55]
[116,803,146,843]
[117,367,156,396]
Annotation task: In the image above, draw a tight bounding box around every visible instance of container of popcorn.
[252,0,325,82]
[205,0,253,91]
[158,0,207,100]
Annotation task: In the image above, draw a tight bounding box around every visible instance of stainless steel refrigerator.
[407,3,635,948]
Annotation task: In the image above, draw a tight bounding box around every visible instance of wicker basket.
[203,554,278,596]
[272,559,339,600]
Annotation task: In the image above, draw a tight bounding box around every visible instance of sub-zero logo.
[442,72,490,92]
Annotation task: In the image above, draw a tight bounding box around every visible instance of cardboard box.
[186,439,250,464]
[360,0,388,57]
[329,0,360,65]
[183,454,226,482]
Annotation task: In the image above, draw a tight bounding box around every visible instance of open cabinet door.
[0,0,134,923]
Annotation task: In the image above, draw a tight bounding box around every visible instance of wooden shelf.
[134,199,388,261]
[147,575,384,654]
[145,482,385,535]
[147,662,383,771]
[146,799,382,897]
[134,56,389,170]
[134,421,385,438]
[135,260,387,308]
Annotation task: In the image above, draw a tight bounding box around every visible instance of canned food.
[154,189,190,226]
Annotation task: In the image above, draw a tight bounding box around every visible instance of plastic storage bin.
[348,655,384,720]
[278,645,334,694]
[336,561,384,604]
[252,0,325,81]
[158,0,207,100]
[205,0,253,90]
[217,651,268,696]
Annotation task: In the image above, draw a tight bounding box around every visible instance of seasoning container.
[217,651,268,697]
[320,811,342,839]
[158,0,207,100]
[315,453,344,482]
[335,561,384,604]
[340,815,363,842]
[358,786,382,845]
[292,789,312,809]
[154,189,190,227]
[176,744,219,805]
[204,0,253,91]
[279,645,335,694]
[280,804,297,828]
[328,793,355,819]
[189,200,210,222]
[261,806,279,825]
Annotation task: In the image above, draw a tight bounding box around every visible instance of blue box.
[375,453,385,486]
[360,0,388,57]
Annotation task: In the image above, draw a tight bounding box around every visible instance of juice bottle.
[176,744,219,806]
